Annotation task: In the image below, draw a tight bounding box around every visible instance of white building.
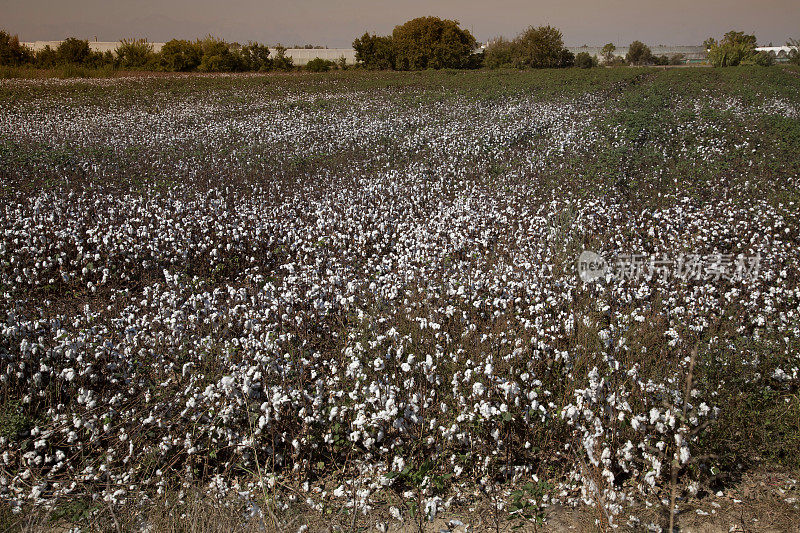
[756,46,794,62]
[21,41,165,53]
[271,49,356,66]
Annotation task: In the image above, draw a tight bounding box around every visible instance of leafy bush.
[86,50,115,69]
[0,30,33,66]
[707,31,757,67]
[34,45,58,68]
[115,39,156,70]
[392,17,477,70]
[483,37,513,68]
[56,37,91,65]
[306,57,335,72]
[652,54,671,66]
[352,32,395,70]
[754,51,775,67]
[787,38,800,66]
[558,48,575,67]
[669,53,686,65]
[159,39,203,72]
[626,40,653,65]
[574,51,596,69]
[271,44,294,71]
[198,37,244,72]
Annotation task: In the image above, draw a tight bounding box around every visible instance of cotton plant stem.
[668,344,698,533]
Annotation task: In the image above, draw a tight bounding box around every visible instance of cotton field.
[1,70,799,530]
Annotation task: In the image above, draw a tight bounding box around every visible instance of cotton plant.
[560,340,716,526]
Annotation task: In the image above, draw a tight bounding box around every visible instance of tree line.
[2,20,799,73]
[354,18,799,70]
[0,34,297,72]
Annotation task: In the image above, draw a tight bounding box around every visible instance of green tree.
[115,39,156,69]
[626,41,653,65]
[575,51,596,69]
[510,25,572,68]
[0,30,33,66]
[56,37,91,64]
[391,17,477,70]
[707,31,757,67]
[352,32,395,70]
[601,42,616,64]
[159,39,203,72]
[239,42,272,71]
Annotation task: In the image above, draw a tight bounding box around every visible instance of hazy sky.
[3,0,798,47]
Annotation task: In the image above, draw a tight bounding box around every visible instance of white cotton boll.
[220,376,235,392]
[679,446,691,464]
[772,368,791,382]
